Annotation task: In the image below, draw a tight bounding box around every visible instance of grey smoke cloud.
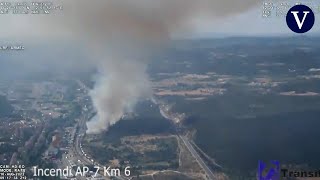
[70,0,261,133]
[1,0,262,133]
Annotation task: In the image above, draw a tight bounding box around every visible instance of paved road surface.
[180,136,217,180]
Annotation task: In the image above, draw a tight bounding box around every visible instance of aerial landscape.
[1,36,320,179]
[1,0,320,179]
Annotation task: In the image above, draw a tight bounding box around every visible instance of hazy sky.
[0,1,319,41]
[195,6,320,37]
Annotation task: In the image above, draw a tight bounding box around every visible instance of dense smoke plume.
[60,0,261,134]
[1,0,262,133]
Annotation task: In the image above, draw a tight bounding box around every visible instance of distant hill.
[0,95,13,117]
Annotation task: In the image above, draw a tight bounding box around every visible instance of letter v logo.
[286,5,315,33]
[291,11,310,29]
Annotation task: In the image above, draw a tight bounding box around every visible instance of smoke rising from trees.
[0,0,262,133]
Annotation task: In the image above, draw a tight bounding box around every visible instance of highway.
[54,80,129,179]
[180,136,217,180]
[74,82,216,179]
[75,81,217,180]
[73,111,127,180]
[74,116,93,165]
[59,111,109,179]
[58,114,99,179]
[54,80,104,179]
[74,80,126,180]
[158,101,219,180]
